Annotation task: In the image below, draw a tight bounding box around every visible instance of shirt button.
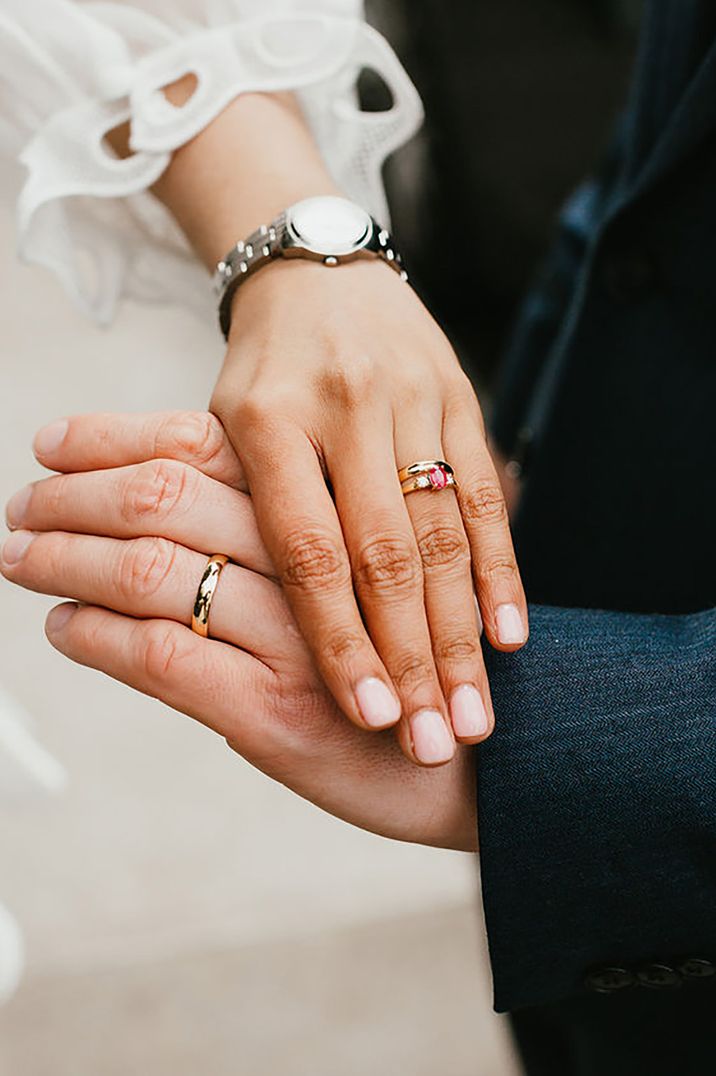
[584,966,635,993]
[601,248,658,302]
[677,957,716,980]
[636,963,682,989]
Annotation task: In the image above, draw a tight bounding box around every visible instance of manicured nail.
[450,685,489,739]
[410,709,454,765]
[355,677,401,728]
[5,485,32,529]
[496,603,526,645]
[1,530,35,565]
[33,419,68,458]
[46,603,79,636]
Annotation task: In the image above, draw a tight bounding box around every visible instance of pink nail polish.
[496,603,525,645]
[410,709,454,765]
[450,685,489,739]
[1,530,35,566]
[355,677,401,728]
[5,485,32,529]
[33,419,68,458]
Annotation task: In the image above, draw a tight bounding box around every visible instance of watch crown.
[324,256,339,267]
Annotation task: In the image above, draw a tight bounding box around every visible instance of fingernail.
[33,419,68,458]
[5,485,32,529]
[410,709,454,765]
[450,684,489,738]
[46,603,79,636]
[355,677,401,728]
[1,530,35,565]
[496,603,526,645]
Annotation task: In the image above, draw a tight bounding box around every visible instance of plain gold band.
[191,554,230,638]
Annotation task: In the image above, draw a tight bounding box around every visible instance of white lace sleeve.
[0,1,423,324]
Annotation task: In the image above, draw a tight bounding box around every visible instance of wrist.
[225,256,403,348]
[218,194,407,341]
[154,92,340,269]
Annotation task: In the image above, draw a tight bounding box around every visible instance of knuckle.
[139,620,190,682]
[179,412,226,466]
[42,473,70,519]
[316,355,376,408]
[391,654,437,694]
[281,530,350,593]
[355,536,421,594]
[232,389,279,433]
[434,635,481,665]
[119,537,177,599]
[33,532,66,580]
[416,524,470,572]
[121,459,192,524]
[475,554,519,585]
[322,629,366,664]
[396,370,427,409]
[154,411,225,466]
[461,480,507,525]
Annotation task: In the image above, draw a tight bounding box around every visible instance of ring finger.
[395,407,493,744]
[0,529,295,669]
[326,409,456,767]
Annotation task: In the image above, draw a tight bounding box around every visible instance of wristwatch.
[213,195,408,339]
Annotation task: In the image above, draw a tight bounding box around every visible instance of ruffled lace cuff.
[1,1,423,324]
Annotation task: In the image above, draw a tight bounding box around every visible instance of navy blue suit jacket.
[477,2,716,1069]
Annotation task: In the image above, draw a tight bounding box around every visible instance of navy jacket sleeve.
[477,604,716,1013]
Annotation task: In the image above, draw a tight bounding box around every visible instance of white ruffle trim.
[1,1,423,324]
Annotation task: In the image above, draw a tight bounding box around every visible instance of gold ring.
[191,554,230,638]
[398,459,457,495]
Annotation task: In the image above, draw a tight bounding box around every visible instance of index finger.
[241,425,404,737]
[32,411,246,489]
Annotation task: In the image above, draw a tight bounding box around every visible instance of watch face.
[287,196,373,256]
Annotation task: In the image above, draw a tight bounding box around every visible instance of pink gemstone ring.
[398,459,457,496]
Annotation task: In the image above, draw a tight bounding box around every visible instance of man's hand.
[1,411,477,851]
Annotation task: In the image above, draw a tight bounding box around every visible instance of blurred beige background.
[0,207,520,1076]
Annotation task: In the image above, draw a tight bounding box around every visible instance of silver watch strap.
[214,211,406,340]
[214,213,288,338]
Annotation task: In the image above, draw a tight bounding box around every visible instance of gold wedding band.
[191,554,230,638]
[398,459,457,495]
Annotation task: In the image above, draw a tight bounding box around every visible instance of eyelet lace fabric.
[0,0,423,323]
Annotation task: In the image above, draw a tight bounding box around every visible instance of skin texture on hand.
[211,257,528,766]
[147,87,528,768]
[1,412,477,852]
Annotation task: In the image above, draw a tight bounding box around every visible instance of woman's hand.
[147,86,527,766]
[211,259,528,765]
[1,411,477,848]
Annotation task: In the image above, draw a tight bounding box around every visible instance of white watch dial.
[287,196,373,256]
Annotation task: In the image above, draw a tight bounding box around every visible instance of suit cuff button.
[677,957,716,981]
[636,963,682,989]
[584,966,635,993]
